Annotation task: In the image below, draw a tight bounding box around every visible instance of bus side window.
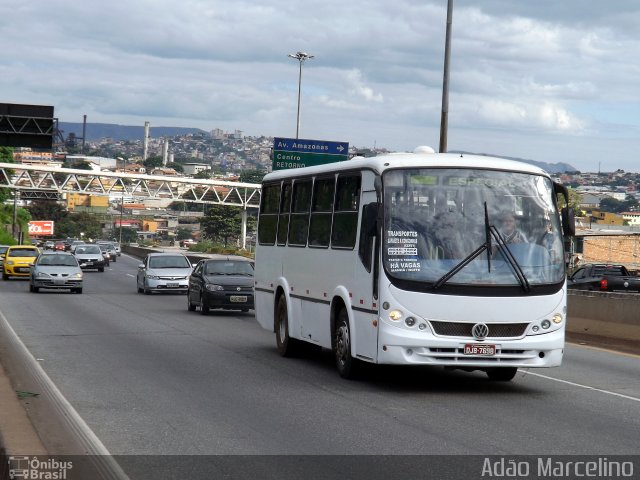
[332,175,361,249]
[277,182,292,246]
[309,176,335,248]
[288,179,312,246]
[257,183,280,245]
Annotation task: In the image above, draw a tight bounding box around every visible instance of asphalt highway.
[0,253,639,457]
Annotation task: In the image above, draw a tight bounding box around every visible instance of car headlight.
[36,272,50,278]
[147,275,159,280]
[6,261,14,266]
[205,284,224,292]
[72,273,83,279]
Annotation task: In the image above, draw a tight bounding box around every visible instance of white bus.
[254,150,574,381]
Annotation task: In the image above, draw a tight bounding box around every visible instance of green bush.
[0,228,17,245]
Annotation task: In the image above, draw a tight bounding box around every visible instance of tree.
[558,188,584,215]
[201,205,241,246]
[0,146,14,203]
[239,169,266,184]
[143,156,164,170]
[176,227,193,240]
[167,162,184,173]
[63,159,94,170]
[194,170,212,179]
[117,227,138,243]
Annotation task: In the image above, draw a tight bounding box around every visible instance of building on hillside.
[66,155,117,170]
[182,163,211,176]
[588,210,625,226]
[66,193,109,213]
[621,212,640,227]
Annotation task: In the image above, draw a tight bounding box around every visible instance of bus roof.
[263,152,551,182]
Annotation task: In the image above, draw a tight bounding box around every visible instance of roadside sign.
[28,220,55,236]
[273,137,349,170]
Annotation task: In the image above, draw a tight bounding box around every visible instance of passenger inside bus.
[499,212,528,244]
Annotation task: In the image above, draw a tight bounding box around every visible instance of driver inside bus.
[499,212,528,244]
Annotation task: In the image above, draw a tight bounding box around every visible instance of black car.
[187,256,254,314]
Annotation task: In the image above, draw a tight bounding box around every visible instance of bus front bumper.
[377,325,564,368]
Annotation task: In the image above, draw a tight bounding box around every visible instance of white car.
[137,252,193,294]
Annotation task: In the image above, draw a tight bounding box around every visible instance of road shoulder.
[0,360,47,456]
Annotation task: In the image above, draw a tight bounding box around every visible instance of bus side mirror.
[358,203,379,272]
[561,207,576,237]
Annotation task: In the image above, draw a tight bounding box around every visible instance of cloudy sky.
[2,0,640,171]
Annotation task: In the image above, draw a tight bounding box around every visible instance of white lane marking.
[522,370,640,403]
[125,273,135,277]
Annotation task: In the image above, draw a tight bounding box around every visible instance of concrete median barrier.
[567,290,640,354]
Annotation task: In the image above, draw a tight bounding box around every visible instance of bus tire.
[275,295,300,357]
[486,367,517,382]
[334,307,359,379]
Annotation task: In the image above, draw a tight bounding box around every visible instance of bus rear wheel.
[486,367,518,382]
[334,308,359,379]
[275,295,301,357]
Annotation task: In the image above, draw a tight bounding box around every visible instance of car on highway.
[97,241,118,262]
[187,256,254,314]
[29,251,83,294]
[96,244,112,265]
[69,240,86,254]
[2,245,40,280]
[0,245,8,271]
[137,252,193,294]
[43,240,55,250]
[113,242,121,256]
[54,241,66,251]
[568,263,640,293]
[74,244,108,272]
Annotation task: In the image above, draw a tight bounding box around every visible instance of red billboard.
[28,220,55,236]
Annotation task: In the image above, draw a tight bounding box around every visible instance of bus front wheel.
[486,367,518,382]
[275,296,300,357]
[334,308,359,379]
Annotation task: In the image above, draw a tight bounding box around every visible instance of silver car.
[30,251,83,294]
[0,245,8,270]
[137,252,192,294]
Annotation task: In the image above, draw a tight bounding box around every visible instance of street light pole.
[288,51,314,139]
[439,0,454,153]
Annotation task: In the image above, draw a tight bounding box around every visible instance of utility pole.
[439,0,454,153]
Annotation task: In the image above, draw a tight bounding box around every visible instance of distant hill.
[58,122,207,141]
[452,151,577,174]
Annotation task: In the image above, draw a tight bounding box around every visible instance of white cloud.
[1,0,640,171]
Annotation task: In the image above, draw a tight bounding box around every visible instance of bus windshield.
[383,168,565,289]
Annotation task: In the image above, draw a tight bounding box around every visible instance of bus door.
[351,189,380,362]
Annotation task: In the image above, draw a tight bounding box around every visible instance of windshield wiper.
[433,203,530,292]
[433,203,493,290]
[489,225,530,292]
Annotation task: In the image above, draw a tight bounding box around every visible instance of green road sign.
[272,137,349,170]
[272,150,348,170]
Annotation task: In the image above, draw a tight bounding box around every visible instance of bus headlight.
[388,310,403,321]
[552,313,563,324]
[405,317,416,327]
[541,319,551,329]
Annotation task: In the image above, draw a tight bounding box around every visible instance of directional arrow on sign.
[337,145,344,152]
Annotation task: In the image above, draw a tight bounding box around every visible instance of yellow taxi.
[2,245,40,280]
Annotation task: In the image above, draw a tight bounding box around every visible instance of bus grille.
[429,321,528,338]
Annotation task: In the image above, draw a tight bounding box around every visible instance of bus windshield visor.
[383,168,566,288]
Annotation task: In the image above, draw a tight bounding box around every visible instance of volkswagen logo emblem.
[472,323,489,340]
[236,287,241,291]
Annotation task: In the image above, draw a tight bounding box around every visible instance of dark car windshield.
[149,256,191,269]
[76,246,102,254]
[38,255,78,266]
[0,246,8,254]
[9,248,39,257]
[205,260,254,276]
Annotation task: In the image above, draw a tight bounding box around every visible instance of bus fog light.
[419,323,427,331]
[532,325,539,332]
[389,310,403,321]
[406,348,413,356]
[552,314,563,324]
[382,302,390,310]
[541,319,551,329]
[405,317,416,327]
